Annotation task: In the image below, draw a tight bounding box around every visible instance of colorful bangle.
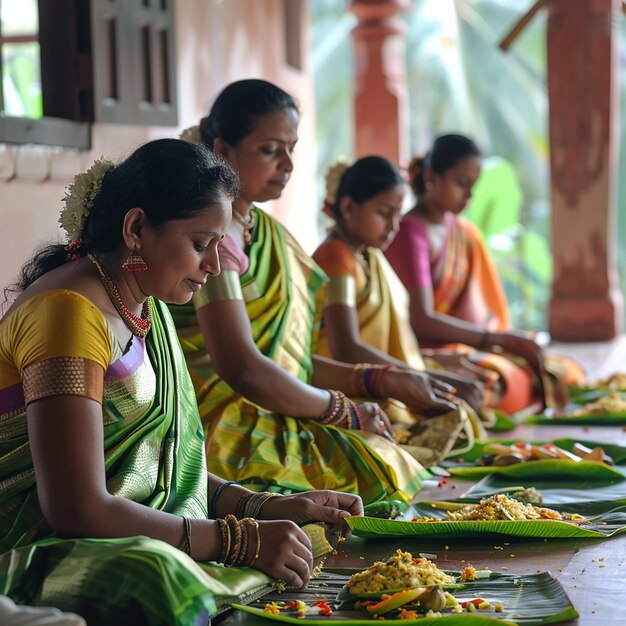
[349,363,371,397]
[209,480,239,519]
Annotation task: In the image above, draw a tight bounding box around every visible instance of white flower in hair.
[324,159,350,206]
[59,157,116,242]
[179,124,204,145]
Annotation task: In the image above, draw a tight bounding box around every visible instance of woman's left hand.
[259,490,364,536]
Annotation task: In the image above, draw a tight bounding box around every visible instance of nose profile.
[202,248,221,277]
[281,148,294,173]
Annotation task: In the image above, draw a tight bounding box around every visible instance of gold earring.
[122,248,148,272]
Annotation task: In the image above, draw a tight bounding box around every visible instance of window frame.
[0,0,178,149]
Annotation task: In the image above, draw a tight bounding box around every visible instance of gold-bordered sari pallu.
[0,295,271,625]
[171,207,428,504]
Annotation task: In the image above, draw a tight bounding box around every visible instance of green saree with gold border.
[171,208,427,504]
[0,299,271,625]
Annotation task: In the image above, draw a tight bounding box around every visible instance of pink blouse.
[384,214,433,290]
[218,233,250,276]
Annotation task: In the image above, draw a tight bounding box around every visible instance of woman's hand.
[254,520,313,587]
[260,490,364,536]
[425,350,495,383]
[356,402,394,440]
[384,369,459,416]
[430,372,484,413]
[488,331,546,384]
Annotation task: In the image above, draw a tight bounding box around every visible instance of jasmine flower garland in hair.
[59,157,116,242]
[324,159,350,206]
[179,125,203,145]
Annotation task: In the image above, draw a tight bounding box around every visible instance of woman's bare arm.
[28,395,221,561]
[322,303,410,368]
[196,299,331,418]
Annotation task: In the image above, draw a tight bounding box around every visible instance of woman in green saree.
[0,139,362,625]
[174,79,461,505]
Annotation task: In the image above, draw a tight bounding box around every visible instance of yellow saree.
[171,208,427,504]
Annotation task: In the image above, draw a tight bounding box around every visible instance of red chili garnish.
[460,598,486,608]
[312,600,333,616]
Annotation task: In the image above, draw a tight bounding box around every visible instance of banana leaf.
[462,472,626,505]
[440,439,626,480]
[528,392,626,424]
[486,410,520,432]
[529,411,626,425]
[230,569,577,625]
[346,502,626,539]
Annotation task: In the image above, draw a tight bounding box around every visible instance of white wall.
[0,0,318,303]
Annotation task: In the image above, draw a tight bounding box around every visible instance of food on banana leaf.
[346,549,454,594]
[566,391,626,416]
[412,494,586,523]
[340,550,501,618]
[479,440,613,466]
[579,373,626,390]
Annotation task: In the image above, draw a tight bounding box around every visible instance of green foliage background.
[311,0,625,331]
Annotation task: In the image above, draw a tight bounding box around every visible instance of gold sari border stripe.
[325,275,356,308]
[193,270,243,307]
[23,357,103,405]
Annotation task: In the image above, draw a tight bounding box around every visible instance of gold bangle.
[217,518,231,563]
[245,518,261,567]
[225,514,242,567]
[236,491,255,520]
[236,519,250,566]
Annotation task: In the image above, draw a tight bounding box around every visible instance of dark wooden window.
[0,0,177,148]
[91,0,177,126]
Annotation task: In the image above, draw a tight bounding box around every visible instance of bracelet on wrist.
[209,480,240,519]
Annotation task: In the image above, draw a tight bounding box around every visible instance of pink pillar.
[547,0,623,340]
[349,0,410,166]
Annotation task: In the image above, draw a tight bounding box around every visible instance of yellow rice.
[347,549,454,594]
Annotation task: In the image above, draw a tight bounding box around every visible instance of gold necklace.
[89,254,152,338]
[232,208,256,244]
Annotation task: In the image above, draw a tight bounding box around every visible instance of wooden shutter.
[38,0,94,122]
[91,0,177,126]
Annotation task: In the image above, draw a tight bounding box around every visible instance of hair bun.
[324,159,350,205]
[407,156,425,184]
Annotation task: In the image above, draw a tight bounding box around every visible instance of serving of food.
[411,494,583,523]
[476,441,613,467]
[530,387,626,424]
[234,549,578,623]
[442,438,624,480]
[346,494,626,539]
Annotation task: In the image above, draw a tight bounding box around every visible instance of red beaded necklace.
[89,254,152,338]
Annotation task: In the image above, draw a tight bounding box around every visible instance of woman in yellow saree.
[0,139,362,625]
[312,156,487,464]
[384,135,579,414]
[173,80,462,505]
